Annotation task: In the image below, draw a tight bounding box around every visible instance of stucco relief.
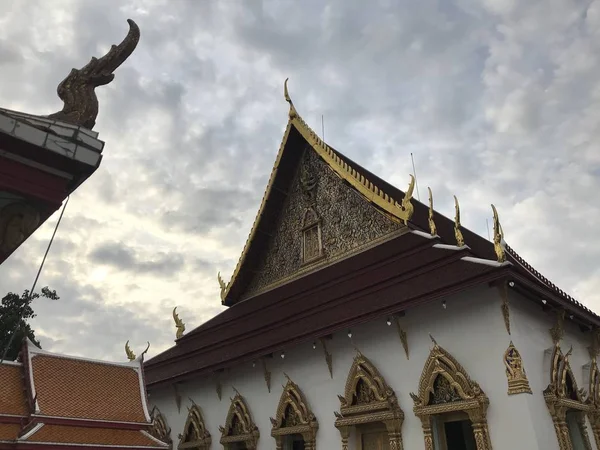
[149,406,172,448]
[242,147,404,299]
[219,390,259,450]
[177,404,211,450]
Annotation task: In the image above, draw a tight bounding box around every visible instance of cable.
[0,195,70,363]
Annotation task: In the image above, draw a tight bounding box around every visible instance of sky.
[0,0,599,362]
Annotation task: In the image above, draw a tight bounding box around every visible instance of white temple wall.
[510,288,599,450]
[149,283,555,449]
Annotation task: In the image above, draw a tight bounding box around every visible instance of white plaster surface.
[147,285,595,449]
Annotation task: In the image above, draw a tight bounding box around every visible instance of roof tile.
[0,363,28,417]
[24,424,166,447]
[0,424,21,442]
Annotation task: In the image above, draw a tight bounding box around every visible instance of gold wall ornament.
[220,390,260,450]
[453,196,465,247]
[497,282,511,335]
[319,337,333,379]
[503,342,532,395]
[172,307,185,340]
[271,374,319,450]
[550,310,566,345]
[46,20,140,129]
[150,406,172,447]
[491,205,506,263]
[262,358,272,393]
[173,383,182,414]
[544,342,594,450]
[411,337,493,450]
[178,404,211,450]
[334,351,405,450]
[125,340,136,361]
[427,187,437,236]
[218,272,228,303]
[216,378,223,401]
[393,315,409,360]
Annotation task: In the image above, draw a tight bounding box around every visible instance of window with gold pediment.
[149,406,172,448]
[178,404,211,450]
[410,336,492,450]
[270,374,318,450]
[219,390,259,450]
[334,351,404,450]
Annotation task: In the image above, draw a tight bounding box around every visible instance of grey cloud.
[88,242,185,276]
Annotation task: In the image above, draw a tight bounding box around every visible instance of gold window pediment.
[150,406,172,448]
[270,374,318,449]
[219,391,259,449]
[178,404,211,450]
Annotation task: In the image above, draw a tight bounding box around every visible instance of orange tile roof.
[0,424,21,442]
[23,424,166,448]
[0,363,28,417]
[28,350,149,423]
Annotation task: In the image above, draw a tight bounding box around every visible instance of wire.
[0,195,70,363]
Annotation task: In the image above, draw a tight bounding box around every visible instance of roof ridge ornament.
[217,272,228,303]
[125,340,136,361]
[427,187,436,235]
[172,307,186,340]
[491,204,506,263]
[453,195,465,247]
[47,19,140,129]
[284,78,297,119]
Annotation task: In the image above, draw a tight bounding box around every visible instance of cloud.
[0,0,598,362]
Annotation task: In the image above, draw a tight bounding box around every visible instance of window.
[302,222,322,263]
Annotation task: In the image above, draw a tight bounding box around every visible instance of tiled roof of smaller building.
[26,341,150,423]
[21,424,166,448]
[0,363,27,418]
[0,424,21,443]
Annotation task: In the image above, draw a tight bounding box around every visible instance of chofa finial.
[172,307,186,340]
[400,175,415,225]
[125,340,136,361]
[47,19,140,129]
[427,187,437,236]
[217,272,228,302]
[491,204,506,263]
[453,195,465,247]
[284,78,298,119]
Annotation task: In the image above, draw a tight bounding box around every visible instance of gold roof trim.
[220,79,414,304]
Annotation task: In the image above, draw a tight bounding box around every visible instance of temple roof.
[144,81,600,388]
[0,341,167,450]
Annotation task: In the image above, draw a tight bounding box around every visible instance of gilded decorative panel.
[242,147,403,299]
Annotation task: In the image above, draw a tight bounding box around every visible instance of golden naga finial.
[427,187,437,236]
[125,340,136,361]
[217,272,228,302]
[400,175,415,225]
[491,204,506,263]
[172,307,186,340]
[283,78,298,119]
[453,195,465,247]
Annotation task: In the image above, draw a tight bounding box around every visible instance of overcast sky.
[0,0,599,362]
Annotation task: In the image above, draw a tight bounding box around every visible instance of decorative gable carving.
[270,374,318,449]
[219,391,259,450]
[178,404,210,450]
[242,148,404,299]
[150,406,172,448]
[334,351,404,450]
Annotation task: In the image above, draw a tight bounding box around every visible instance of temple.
[143,80,600,450]
[0,340,168,450]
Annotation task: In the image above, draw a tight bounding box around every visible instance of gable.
[240,145,405,300]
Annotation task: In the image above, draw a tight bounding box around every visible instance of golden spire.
[217,272,227,302]
[491,204,505,263]
[427,187,437,235]
[172,307,186,340]
[400,175,415,225]
[125,340,136,361]
[283,78,298,119]
[454,195,465,247]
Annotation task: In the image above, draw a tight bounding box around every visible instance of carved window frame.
[410,339,493,450]
[219,391,260,450]
[178,404,211,450]
[544,343,594,450]
[334,351,404,450]
[270,375,319,450]
[587,358,600,449]
[149,406,172,448]
[301,208,324,265]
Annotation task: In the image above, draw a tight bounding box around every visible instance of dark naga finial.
[47,19,140,130]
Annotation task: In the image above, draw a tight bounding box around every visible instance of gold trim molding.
[178,404,211,450]
[270,374,319,450]
[503,342,532,395]
[334,351,404,450]
[410,335,493,450]
[219,389,260,449]
[150,406,172,448]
